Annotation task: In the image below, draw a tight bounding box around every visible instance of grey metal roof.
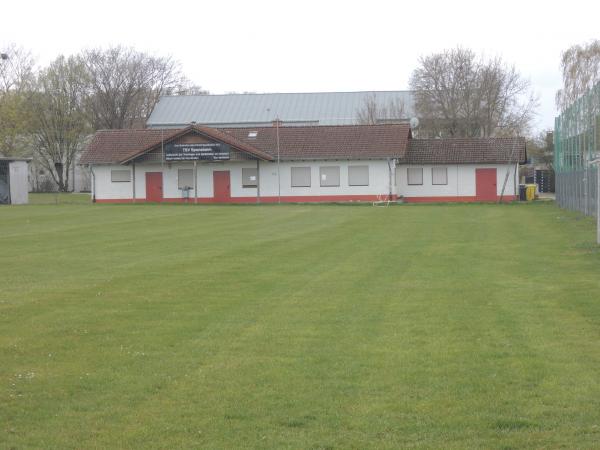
[146,91,414,128]
[0,156,32,162]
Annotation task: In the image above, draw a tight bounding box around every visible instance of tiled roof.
[220,124,411,160]
[80,125,274,164]
[81,124,525,166]
[80,128,180,164]
[406,138,526,165]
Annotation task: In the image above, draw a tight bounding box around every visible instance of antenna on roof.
[409,117,420,129]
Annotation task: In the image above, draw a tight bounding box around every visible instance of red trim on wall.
[404,195,517,203]
[95,194,518,204]
[96,194,398,204]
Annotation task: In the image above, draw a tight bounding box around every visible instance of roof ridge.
[158,90,413,99]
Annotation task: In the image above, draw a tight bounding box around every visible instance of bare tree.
[80,46,195,129]
[31,55,90,191]
[556,40,600,110]
[0,43,35,94]
[356,94,406,125]
[410,48,537,138]
[0,44,36,156]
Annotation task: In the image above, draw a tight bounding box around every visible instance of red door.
[475,168,497,201]
[145,172,163,202]
[213,171,231,202]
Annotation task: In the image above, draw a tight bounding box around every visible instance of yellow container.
[525,184,536,201]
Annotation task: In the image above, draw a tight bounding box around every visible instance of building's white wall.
[92,160,395,200]
[258,160,393,198]
[8,161,29,204]
[92,161,519,201]
[396,164,518,198]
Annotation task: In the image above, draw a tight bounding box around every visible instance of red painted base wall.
[95,194,518,204]
[404,195,517,203]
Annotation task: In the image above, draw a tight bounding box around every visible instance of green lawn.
[1,202,599,449]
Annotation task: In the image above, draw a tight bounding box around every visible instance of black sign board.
[164,142,231,161]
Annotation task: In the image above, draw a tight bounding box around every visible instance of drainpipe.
[387,158,396,200]
[132,161,136,203]
[256,159,261,204]
[194,161,198,204]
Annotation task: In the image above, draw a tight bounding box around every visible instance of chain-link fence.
[555,168,598,216]
[555,82,600,217]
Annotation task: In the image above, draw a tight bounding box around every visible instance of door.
[475,168,497,201]
[213,171,231,202]
[145,172,163,202]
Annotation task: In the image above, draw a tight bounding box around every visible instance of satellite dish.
[409,117,420,129]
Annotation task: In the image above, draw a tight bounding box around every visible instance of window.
[291,167,311,187]
[348,165,369,186]
[320,166,340,187]
[111,169,131,182]
[178,169,194,190]
[407,168,423,185]
[242,167,258,187]
[432,167,448,185]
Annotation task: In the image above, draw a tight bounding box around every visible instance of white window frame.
[348,165,369,186]
[407,168,423,186]
[178,168,194,190]
[111,169,131,182]
[319,166,340,187]
[291,167,311,187]
[242,167,258,188]
[431,167,448,185]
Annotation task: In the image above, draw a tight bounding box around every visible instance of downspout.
[256,159,260,204]
[194,161,198,204]
[132,161,136,203]
[388,159,392,200]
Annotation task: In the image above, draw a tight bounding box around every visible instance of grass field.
[1,201,599,449]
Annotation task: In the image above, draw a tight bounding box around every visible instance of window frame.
[319,166,340,187]
[407,167,423,186]
[177,168,194,190]
[291,166,311,188]
[348,165,369,186]
[242,167,258,188]
[431,167,448,185]
[111,169,131,183]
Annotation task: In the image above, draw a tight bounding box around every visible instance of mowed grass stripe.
[1,202,600,449]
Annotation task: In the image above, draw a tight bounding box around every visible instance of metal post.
[597,163,600,244]
[276,118,281,204]
[256,159,260,204]
[194,161,198,204]
[132,161,136,203]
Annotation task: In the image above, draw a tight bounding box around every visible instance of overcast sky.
[2,0,599,133]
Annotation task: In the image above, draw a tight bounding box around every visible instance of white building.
[0,157,31,205]
[80,124,524,204]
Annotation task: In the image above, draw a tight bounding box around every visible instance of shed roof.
[406,138,527,164]
[146,91,414,128]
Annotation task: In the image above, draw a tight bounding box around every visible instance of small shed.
[0,157,32,205]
